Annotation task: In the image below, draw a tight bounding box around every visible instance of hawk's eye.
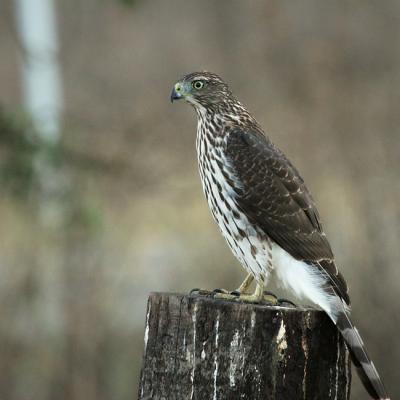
[192,80,204,90]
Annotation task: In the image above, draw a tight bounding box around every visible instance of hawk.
[171,72,389,400]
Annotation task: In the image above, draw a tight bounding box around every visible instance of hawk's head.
[171,72,233,110]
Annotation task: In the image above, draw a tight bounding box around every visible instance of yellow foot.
[189,288,238,299]
[235,291,278,304]
[189,288,212,296]
[214,283,276,304]
[191,274,256,299]
[213,291,241,301]
[190,287,294,306]
[213,291,279,304]
[262,291,279,305]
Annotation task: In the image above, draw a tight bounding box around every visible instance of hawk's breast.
[196,118,272,281]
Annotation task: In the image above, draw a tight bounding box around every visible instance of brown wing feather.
[225,127,350,304]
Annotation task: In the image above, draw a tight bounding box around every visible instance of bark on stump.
[138,292,351,400]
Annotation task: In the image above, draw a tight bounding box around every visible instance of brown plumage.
[226,126,350,304]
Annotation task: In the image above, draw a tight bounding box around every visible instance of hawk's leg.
[236,273,254,294]
[230,240,279,303]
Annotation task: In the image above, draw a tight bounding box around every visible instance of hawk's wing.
[225,127,349,304]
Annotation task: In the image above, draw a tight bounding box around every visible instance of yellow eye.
[192,80,204,90]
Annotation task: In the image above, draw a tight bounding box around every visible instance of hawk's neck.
[195,101,257,139]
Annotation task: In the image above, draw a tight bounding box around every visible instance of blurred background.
[0,0,399,399]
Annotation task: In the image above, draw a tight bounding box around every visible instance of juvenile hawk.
[171,72,389,400]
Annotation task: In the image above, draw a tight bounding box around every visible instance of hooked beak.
[170,83,183,103]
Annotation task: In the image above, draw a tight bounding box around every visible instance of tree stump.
[138,292,351,400]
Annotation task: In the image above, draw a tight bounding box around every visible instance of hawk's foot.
[231,283,264,304]
[212,288,241,301]
[261,292,297,307]
[189,288,214,296]
[235,290,277,304]
[262,290,279,305]
[189,286,292,306]
[276,298,297,308]
[190,274,256,300]
[213,273,256,300]
[189,288,240,299]
[214,286,281,305]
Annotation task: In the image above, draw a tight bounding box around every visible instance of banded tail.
[329,298,390,400]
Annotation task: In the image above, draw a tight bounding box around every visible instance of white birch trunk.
[14,0,66,225]
[14,0,63,142]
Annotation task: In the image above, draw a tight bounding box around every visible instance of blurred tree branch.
[0,107,135,198]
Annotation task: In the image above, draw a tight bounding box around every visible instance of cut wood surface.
[138,292,351,400]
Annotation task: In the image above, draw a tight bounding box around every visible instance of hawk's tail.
[330,300,390,400]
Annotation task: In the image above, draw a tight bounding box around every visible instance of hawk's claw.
[190,288,235,298]
[189,288,214,296]
[212,288,229,294]
[263,290,278,300]
[213,290,241,301]
[261,291,297,306]
[277,298,297,307]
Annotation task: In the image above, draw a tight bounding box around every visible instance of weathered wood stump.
[138,292,351,400]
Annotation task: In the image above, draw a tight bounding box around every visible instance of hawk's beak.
[170,83,183,103]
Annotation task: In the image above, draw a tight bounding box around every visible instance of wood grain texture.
[138,293,351,400]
